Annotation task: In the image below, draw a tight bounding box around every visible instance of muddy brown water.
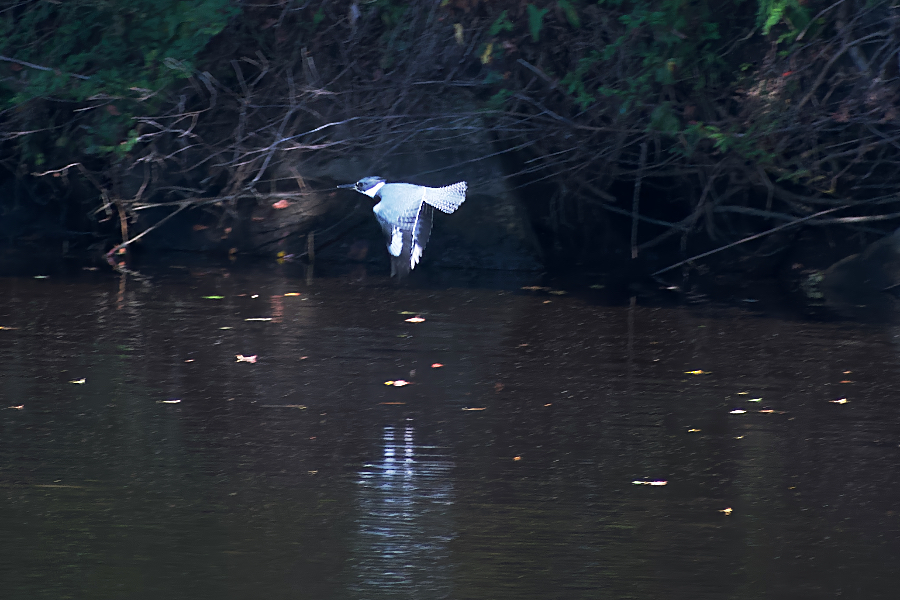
[1,262,899,599]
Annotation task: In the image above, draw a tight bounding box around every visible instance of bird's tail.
[423,181,467,214]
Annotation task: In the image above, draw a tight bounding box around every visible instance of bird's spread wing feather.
[422,181,466,214]
[373,200,434,277]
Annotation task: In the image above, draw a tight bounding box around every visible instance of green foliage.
[560,52,600,109]
[557,0,581,28]
[489,10,514,36]
[756,0,808,35]
[0,0,238,161]
[526,4,549,42]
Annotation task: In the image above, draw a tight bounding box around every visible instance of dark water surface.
[2,264,900,599]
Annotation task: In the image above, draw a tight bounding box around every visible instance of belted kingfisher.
[339,176,467,277]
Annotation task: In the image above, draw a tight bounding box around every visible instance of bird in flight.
[339,176,467,277]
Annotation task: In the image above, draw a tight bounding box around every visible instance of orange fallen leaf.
[431,363,443,368]
[839,380,853,384]
[272,199,290,209]
[7,405,24,410]
[513,456,522,461]
[236,354,257,363]
[284,292,301,297]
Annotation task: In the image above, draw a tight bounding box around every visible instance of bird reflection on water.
[350,423,455,598]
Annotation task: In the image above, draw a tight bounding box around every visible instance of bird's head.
[338,176,386,198]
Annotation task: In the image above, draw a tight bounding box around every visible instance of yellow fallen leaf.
[719,507,733,515]
[685,370,709,375]
[687,428,701,433]
[748,398,762,402]
[829,398,848,404]
[384,380,410,387]
[70,378,86,384]
[480,42,493,64]
[284,292,301,296]
[160,399,181,404]
[736,391,749,395]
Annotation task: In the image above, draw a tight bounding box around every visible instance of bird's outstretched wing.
[373,200,434,277]
[422,181,466,214]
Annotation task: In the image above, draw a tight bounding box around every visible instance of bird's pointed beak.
[336,183,356,189]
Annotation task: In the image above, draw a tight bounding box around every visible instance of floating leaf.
[284,293,301,297]
[685,370,709,375]
[70,378,86,384]
[719,507,733,515]
[7,405,24,410]
[203,295,224,300]
[431,363,443,368]
[385,380,410,387]
[748,398,762,402]
[454,23,464,45]
[548,290,567,295]
[236,354,257,363]
[632,480,668,486]
[730,409,747,414]
[405,316,425,323]
[687,428,701,433]
[160,399,181,404]
[462,407,486,411]
[589,284,605,289]
[272,199,290,209]
[245,318,273,322]
[521,285,549,291]
[829,398,848,404]
[380,402,406,405]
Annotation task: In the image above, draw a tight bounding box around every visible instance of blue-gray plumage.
[339,176,467,277]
